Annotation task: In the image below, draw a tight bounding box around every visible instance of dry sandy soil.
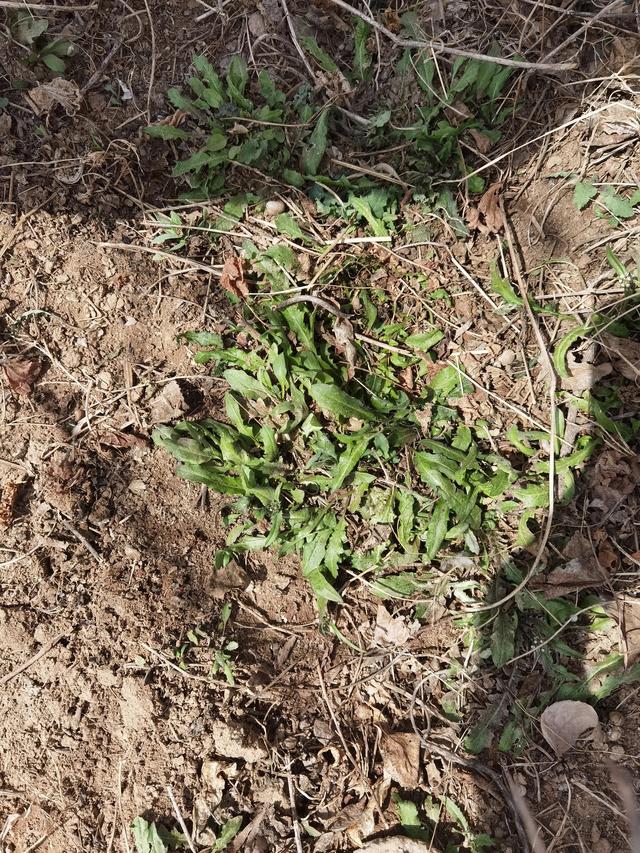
[1,2,640,852]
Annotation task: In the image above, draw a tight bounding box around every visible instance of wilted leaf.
[468,181,502,234]
[3,356,42,395]
[573,180,597,210]
[309,383,373,421]
[535,531,607,597]
[540,700,598,756]
[600,332,640,382]
[360,839,438,852]
[149,379,203,424]
[374,604,416,646]
[221,255,249,299]
[302,109,329,175]
[490,608,517,667]
[381,731,420,787]
[333,317,356,379]
[27,78,81,115]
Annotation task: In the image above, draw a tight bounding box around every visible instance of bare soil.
[2,2,640,852]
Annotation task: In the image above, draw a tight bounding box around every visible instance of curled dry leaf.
[333,316,357,380]
[221,254,249,299]
[604,596,640,666]
[360,840,440,853]
[540,700,599,756]
[26,78,82,115]
[467,181,503,234]
[149,379,203,424]
[535,531,607,598]
[3,357,42,395]
[561,354,613,394]
[381,731,420,788]
[0,481,22,529]
[599,332,640,382]
[373,604,417,646]
[591,449,639,510]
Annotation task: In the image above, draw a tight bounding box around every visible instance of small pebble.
[610,744,625,757]
[609,711,623,726]
[265,199,285,218]
[608,727,622,742]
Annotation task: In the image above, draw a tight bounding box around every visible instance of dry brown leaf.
[221,255,249,299]
[360,840,439,852]
[478,181,503,233]
[3,357,42,395]
[540,700,599,756]
[591,449,639,509]
[26,78,82,115]
[373,604,416,646]
[467,182,503,234]
[561,354,613,393]
[0,481,21,529]
[604,596,640,666]
[333,316,357,380]
[469,127,493,153]
[536,532,607,597]
[381,731,420,788]
[599,332,640,382]
[149,379,203,424]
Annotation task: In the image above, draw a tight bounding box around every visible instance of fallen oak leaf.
[3,357,43,395]
[333,316,357,380]
[381,731,420,788]
[540,700,599,756]
[221,254,249,299]
[468,181,504,234]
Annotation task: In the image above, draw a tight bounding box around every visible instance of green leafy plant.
[572,178,640,222]
[132,814,242,852]
[10,11,76,74]
[144,53,324,199]
[394,792,494,851]
[153,304,525,609]
[145,44,515,220]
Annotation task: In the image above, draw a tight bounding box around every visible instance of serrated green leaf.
[452,58,481,92]
[213,816,243,850]
[192,54,224,105]
[14,15,48,46]
[167,87,199,113]
[552,324,589,378]
[42,53,65,74]
[275,212,306,241]
[442,796,470,833]
[353,19,371,80]
[464,703,502,754]
[223,369,271,399]
[300,36,340,73]
[330,434,372,490]
[425,498,449,560]
[131,817,168,853]
[397,489,415,550]
[405,330,444,351]
[573,180,597,210]
[396,798,422,828]
[490,264,522,306]
[307,568,343,603]
[144,124,190,141]
[226,55,252,110]
[172,150,214,176]
[512,482,549,508]
[283,168,305,187]
[309,383,373,421]
[490,608,517,667]
[599,189,636,220]
[348,194,388,237]
[302,110,329,176]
